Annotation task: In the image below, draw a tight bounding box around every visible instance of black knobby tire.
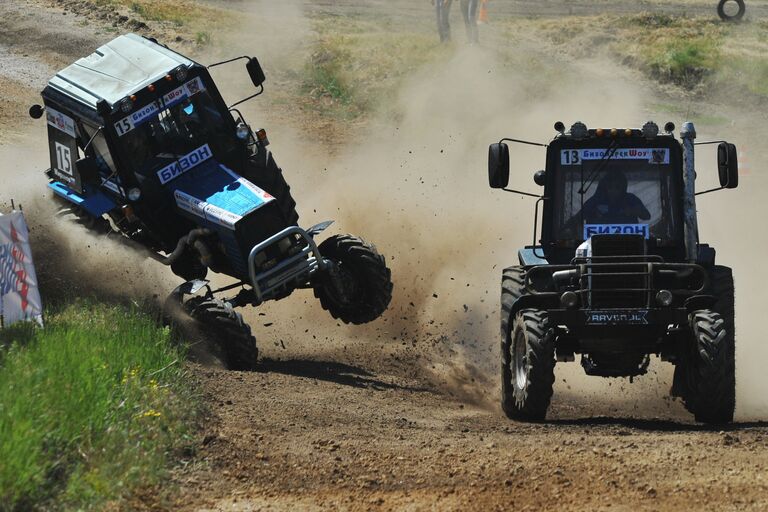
[186,297,259,371]
[686,310,735,424]
[502,306,555,422]
[500,267,526,415]
[718,0,746,21]
[313,234,393,325]
[245,150,299,226]
[711,265,735,340]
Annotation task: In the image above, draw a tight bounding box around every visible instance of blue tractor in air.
[30,34,393,369]
[488,121,739,423]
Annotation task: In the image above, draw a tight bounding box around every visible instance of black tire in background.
[501,308,555,422]
[685,310,735,424]
[718,0,746,21]
[313,234,393,325]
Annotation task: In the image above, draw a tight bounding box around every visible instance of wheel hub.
[514,330,528,390]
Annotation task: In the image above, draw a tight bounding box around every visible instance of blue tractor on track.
[30,34,393,369]
[488,120,739,423]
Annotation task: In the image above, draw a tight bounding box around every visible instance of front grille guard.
[526,258,709,307]
[247,226,328,305]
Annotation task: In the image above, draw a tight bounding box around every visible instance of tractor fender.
[509,293,561,319]
[684,295,716,312]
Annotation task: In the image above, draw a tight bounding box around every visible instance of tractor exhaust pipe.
[151,228,214,266]
[681,122,699,263]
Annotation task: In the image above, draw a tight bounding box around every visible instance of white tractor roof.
[47,33,195,109]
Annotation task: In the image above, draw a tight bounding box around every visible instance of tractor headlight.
[127,187,142,201]
[236,123,251,140]
[655,289,673,307]
[119,97,134,113]
[173,65,188,82]
[560,291,579,309]
[642,121,659,139]
[569,121,588,139]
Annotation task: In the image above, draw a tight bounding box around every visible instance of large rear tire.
[685,310,735,424]
[313,234,393,325]
[501,308,555,421]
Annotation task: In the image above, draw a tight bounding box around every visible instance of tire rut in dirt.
[313,234,393,325]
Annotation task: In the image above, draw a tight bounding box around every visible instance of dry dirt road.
[2,1,768,511]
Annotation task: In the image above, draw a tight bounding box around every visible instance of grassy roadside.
[0,301,196,511]
[301,14,448,120]
[503,13,768,100]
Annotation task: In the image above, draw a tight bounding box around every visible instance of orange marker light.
[610,128,618,137]
[165,74,173,81]
[596,128,605,137]
[148,84,156,92]
[256,129,267,141]
[130,95,137,102]
[625,129,633,136]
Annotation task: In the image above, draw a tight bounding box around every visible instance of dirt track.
[3,1,768,511]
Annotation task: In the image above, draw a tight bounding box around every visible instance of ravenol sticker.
[561,148,669,166]
[157,144,213,185]
[586,310,649,325]
[584,224,649,239]
[46,106,76,138]
[113,77,206,137]
[174,189,242,230]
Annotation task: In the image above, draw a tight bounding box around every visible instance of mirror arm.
[693,140,727,146]
[499,137,548,148]
[82,126,103,152]
[695,186,726,196]
[207,56,250,69]
[502,188,541,198]
[227,85,264,110]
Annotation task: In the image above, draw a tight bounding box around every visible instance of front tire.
[684,310,735,424]
[718,0,746,21]
[313,234,393,324]
[170,294,258,371]
[501,309,555,421]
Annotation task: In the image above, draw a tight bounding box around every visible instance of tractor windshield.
[553,146,681,242]
[117,84,235,177]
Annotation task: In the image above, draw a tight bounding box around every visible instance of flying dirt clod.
[28,33,394,370]
[489,120,739,424]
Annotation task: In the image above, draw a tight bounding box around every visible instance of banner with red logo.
[0,211,43,327]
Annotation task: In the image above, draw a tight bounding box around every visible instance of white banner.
[0,212,43,327]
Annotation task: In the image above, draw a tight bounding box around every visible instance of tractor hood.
[165,155,275,231]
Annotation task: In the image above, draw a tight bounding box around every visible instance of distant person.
[432,0,480,43]
[478,0,489,24]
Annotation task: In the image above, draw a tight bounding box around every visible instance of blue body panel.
[518,247,549,267]
[166,159,273,278]
[48,181,117,216]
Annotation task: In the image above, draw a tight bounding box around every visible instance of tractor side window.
[80,123,116,176]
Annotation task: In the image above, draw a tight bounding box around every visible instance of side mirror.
[246,57,266,88]
[534,170,546,186]
[717,142,738,189]
[29,105,44,119]
[76,157,100,185]
[488,143,510,189]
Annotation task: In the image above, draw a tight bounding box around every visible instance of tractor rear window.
[552,147,681,242]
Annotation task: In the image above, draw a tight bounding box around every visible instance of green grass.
[505,13,768,102]
[0,301,196,511]
[302,15,447,119]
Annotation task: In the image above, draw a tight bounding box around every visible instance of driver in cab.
[579,171,650,224]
